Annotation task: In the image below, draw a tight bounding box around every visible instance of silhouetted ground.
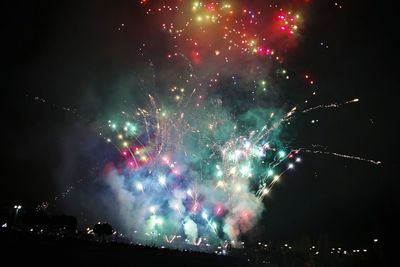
[0,228,248,266]
[1,227,383,266]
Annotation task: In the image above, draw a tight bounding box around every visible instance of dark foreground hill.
[1,229,248,266]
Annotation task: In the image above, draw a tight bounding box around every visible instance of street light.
[13,205,22,228]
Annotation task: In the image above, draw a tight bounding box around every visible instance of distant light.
[288,163,294,169]
[373,239,378,243]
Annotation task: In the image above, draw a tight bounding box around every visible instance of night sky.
[2,0,397,247]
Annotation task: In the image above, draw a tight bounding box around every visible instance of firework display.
[77,1,381,249]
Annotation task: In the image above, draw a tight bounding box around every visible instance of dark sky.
[2,0,397,245]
